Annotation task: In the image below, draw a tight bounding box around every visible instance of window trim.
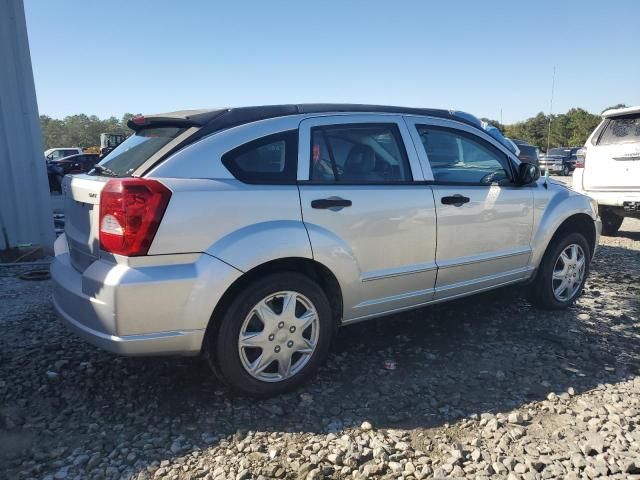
[308,122,415,185]
[221,130,298,185]
[414,124,517,186]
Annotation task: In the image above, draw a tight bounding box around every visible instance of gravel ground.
[1,215,639,480]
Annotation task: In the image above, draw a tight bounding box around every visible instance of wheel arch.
[538,213,597,267]
[202,257,343,355]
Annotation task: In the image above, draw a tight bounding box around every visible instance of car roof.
[601,105,640,118]
[61,153,96,159]
[127,104,486,133]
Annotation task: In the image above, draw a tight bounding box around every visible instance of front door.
[407,119,534,299]
[297,115,438,323]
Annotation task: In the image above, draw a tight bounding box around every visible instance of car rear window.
[598,114,640,145]
[548,148,571,156]
[95,127,186,176]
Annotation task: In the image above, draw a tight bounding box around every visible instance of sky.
[24,0,640,124]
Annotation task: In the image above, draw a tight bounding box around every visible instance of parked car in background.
[539,147,581,176]
[44,147,83,161]
[573,105,640,235]
[511,139,540,166]
[100,133,127,158]
[51,153,101,175]
[51,105,600,396]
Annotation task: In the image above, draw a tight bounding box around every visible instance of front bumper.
[51,234,241,356]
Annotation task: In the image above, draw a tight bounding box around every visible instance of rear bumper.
[576,190,640,210]
[51,234,241,356]
[539,162,563,173]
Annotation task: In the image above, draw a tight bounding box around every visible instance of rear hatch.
[63,123,193,272]
[583,109,640,191]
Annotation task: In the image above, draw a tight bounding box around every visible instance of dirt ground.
[1,198,639,479]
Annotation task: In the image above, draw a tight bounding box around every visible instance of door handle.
[311,198,352,210]
[441,194,470,206]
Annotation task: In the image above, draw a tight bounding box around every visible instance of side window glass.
[417,126,510,184]
[222,130,297,184]
[310,124,412,183]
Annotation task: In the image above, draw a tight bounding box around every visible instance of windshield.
[94,127,186,176]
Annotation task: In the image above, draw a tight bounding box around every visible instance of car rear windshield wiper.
[92,164,119,177]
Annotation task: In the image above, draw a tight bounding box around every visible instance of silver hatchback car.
[52,105,601,396]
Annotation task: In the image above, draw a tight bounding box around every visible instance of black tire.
[600,209,623,236]
[529,232,590,309]
[208,273,333,397]
[562,164,570,176]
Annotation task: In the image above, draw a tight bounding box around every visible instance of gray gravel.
[1,216,639,480]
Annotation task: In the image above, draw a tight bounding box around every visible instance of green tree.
[40,113,134,150]
[601,104,627,113]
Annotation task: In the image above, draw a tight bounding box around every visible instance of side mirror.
[518,162,540,185]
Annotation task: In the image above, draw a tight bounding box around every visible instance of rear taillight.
[575,148,587,168]
[99,178,171,256]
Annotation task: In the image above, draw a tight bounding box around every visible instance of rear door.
[297,115,438,322]
[406,117,534,299]
[583,113,640,191]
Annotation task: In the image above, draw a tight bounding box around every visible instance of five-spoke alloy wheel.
[209,273,332,397]
[551,244,586,301]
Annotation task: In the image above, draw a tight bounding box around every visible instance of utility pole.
[546,66,556,152]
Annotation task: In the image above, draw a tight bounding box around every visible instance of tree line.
[40,113,137,151]
[40,104,627,152]
[482,104,626,150]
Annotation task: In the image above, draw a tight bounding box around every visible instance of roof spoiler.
[126,109,227,131]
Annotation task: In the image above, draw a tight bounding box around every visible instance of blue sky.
[24,0,640,124]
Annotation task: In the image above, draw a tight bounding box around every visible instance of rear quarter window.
[221,130,298,184]
[598,115,640,145]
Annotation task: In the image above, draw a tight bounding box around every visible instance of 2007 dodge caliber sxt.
[52,104,601,397]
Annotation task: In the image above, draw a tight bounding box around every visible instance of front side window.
[417,126,511,184]
[598,115,640,145]
[310,124,412,183]
[222,130,297,184]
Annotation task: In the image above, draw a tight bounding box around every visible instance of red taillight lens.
[99,178,171,256]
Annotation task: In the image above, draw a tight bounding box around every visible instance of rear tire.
[529,232,590,309]
[208,273,333,397]
[600,208,623,236]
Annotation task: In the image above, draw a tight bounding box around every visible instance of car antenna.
[543,168,549,189]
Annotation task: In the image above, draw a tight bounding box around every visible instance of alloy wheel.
[551,244,586,301]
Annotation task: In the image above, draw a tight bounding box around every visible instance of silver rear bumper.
[51,234,241,356]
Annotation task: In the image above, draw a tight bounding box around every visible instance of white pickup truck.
[573,106,640,235]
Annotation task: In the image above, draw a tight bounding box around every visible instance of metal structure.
[0,0,54,253]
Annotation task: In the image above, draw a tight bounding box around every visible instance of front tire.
[209,273,333,397]
[600,209,623,236]
[529,232,590,309]
[562,164,570,176]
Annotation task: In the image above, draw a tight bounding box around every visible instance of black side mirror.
[518,162,540,185]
